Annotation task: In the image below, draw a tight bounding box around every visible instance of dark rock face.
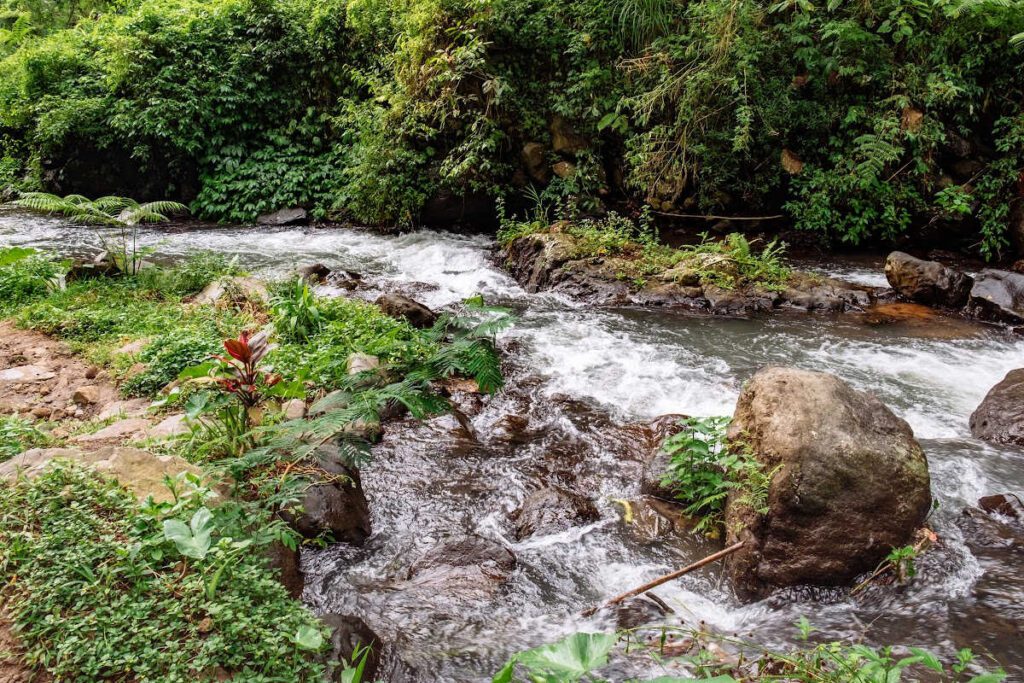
[297,263,331,283]
[723,367,932,600]
[884,251,973,307]
[257,207,308,226]
[970,369,1024,447]
[265,540,304,598]
[375,294,438,328]
[511,487,599,540]
[398,536,517,601]
[502,234,874,313]
[280,445,372,545]
[409,536,516,579]
[320,613,383,682]
[967,270,1024,324]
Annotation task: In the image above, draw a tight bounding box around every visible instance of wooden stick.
[582,541,744,617]
[651,211,786,221]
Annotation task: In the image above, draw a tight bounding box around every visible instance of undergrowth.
[0,463,327,682]
[495,625,1006,682]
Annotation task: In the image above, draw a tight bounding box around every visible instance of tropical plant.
[10,193,188,226]
[659,416,772,535]
[0,246,65,312]
[8,193,188,274]
[0,414,50,462]
[271,277,323,342]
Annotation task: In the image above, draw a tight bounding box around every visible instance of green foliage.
[10,192,187,225]
[681,233,790,291]
[0,246,64,314]
[659,416,772,535]
[0,0,1020,249]
[0,413,50,462]
[137,251,242,297]
[121,327,225,397]
[0,462,326,682]
[494,626,1007,682]
[270,295,435,390]
[271,277,323,343]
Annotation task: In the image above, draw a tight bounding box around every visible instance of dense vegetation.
[0,235,508,679]
[0,0,1021,255]
[0,463,329,681]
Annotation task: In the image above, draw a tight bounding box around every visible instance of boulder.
[346,353,380,375]
[884,251,972,307]
[0,446,205,503]
[257,207,308,226]
[194,276,269,306]
[282,399,307,421]
[723,367,932,599]
[407,535,515,585]
[521,142,550,184]
[375,294,437,329]
[265,540,304,599]
[967,269,1024,324]
[0,365,55,384]
[511,487,599,540]
[70,418,152,444]
[279,444,371,545]
[978,493,1024,520]
[297,263,331,283]
[969,369,1024,447]
[549,115,587,155]
[639,414,690,499]
[147,413,190,439]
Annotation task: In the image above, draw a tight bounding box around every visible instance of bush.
[0,462,327,681]
[0,246,64,313]
[121,328,225,397]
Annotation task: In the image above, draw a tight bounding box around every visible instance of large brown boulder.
[969,369,1024,447]
[0,446,206,504]
[884,251,972,307]
[724,367,932,599]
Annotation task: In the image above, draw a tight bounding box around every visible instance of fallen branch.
[582,541,744,617]
[651,212,786,221]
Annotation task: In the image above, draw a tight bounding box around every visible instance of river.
[2,212,1022,680]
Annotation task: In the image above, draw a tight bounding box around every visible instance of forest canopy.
[0,0,1021,256]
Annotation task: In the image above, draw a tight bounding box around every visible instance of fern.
[9,192,187,226]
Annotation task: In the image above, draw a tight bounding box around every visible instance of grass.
[498,211,791,290]
[0,415,52,462]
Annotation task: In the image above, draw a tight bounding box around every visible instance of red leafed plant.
[213,330,281,407]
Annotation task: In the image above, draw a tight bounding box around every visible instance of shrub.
[271,277,323,343]
[121,328,225,397]
[0,246,64,313]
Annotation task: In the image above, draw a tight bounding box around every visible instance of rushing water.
[3,211,1023,680]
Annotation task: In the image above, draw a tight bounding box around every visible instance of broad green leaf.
[162,507,214,559]
[966,675,1007,683]
[294,624,324,651]
[517,632,618,678]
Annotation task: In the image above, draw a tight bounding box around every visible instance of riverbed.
[2,212,1022,680]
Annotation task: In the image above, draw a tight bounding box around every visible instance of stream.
[2,211,1023,681]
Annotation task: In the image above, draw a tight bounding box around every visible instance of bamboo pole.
[582,541,744,617]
